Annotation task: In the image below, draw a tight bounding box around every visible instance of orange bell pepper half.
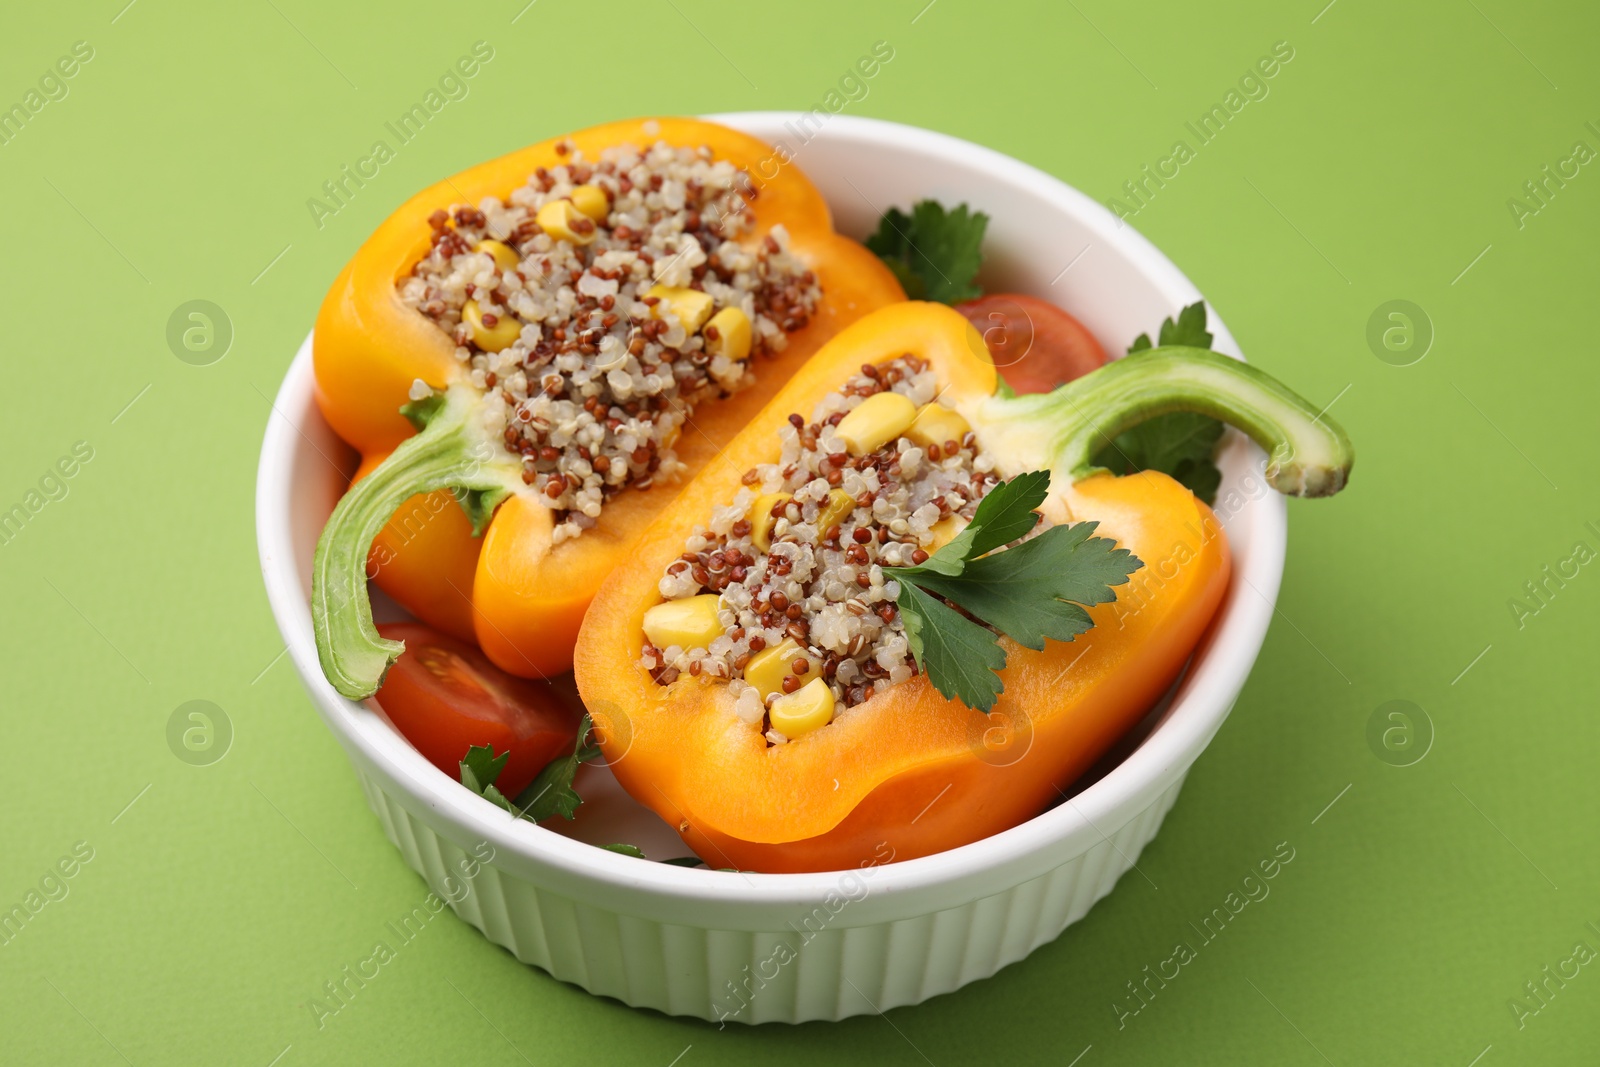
[310,118,903,697]
[573,302,1352,873]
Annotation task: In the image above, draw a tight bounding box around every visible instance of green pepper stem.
[312,385,523,700]
[981,345,1353,497]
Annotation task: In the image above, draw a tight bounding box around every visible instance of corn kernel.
[815,489,854,538]
[640,286,710,331]
[473,239,520,273]
[645,285,717,333]
[744,638,819,701]
[704,307,752,361]
[836,391,917,455]
[569,184,609,221]
[750,492,791,552]
[535,198,598,245]
[906,403,971,450]
[768,678,834,739]
[642,594,723,652]
[462,299,521,353]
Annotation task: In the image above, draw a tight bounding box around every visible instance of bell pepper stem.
[312,384,523,699]
[989,345,1353,497]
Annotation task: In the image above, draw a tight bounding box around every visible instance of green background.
[2,0,1596,1063]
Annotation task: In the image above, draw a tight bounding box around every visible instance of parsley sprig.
[459,720,702,866]
[1092,302,1226,503]
[886,471,1142,712]
[459,714,600,822]
[865,200,989,305]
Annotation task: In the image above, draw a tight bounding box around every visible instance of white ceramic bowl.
[256,113,1285,1024]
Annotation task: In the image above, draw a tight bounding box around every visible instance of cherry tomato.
[375,622,580,797]
[955,293,1109,394]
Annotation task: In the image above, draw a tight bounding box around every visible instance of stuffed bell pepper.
[312,117,902,697]
[573,301,1352,873]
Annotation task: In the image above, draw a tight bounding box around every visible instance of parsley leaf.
[1094,413,1224,503]
[459,745,517,813]
[1094,301,1225,504]
[458,715,601,823]
[896,580,1009,711]
[459,744,509,793]
[864,200,988,305]
[888,473,1143,712]
[910,522,1139,652]
[459,729,702,867]
[515,713,600,822]
[1128,300,1213,352]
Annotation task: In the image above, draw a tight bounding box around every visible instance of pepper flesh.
[573,301,1351,873]
[312,118,904,688]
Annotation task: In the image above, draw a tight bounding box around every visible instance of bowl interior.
[258,112,1284,906]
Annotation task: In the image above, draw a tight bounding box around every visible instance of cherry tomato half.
[375,622,580,797]
[955,293,1109,394]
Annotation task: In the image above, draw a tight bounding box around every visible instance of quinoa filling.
[641,356,1007,741]
[399,138,822,544]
